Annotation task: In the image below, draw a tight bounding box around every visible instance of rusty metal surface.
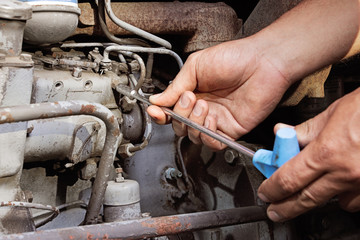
[76,2,241,52]
[0,100,122,225]
[239,0,303,38]
[3,206,268,240]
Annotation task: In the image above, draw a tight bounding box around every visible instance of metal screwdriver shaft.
[125,89,255,158]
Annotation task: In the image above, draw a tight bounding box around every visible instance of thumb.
[275,108,331,147]
[149,53,199,107]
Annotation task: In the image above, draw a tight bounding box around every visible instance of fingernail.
[193,103,203,116]
[149,93,162,103]
[268,210,283,222]
[257,193,270,202]
[179,93,190,108]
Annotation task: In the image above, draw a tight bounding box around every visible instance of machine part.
[80,158,98,180]
[0,100,122,225]
[3,206,268,240]
[0,0,32,57]
[165,168,183,180]
[103,177,141,222]
[21,0,81,45]
[0,4,34,231]
[76,2,241,52]
[32,68,119,109]
[121,102,145,143]
[120,52,146,92]
[97,0,151,47]
[24,116,106,164]
[122,88,256,158]
[0,201,59,216]
[103,0,171,49]
[224,149,240,164]
[36,200,87,230]
[102,45,183,69]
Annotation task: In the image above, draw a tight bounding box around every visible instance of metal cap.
[0,0,32,20]
[104,180,140,206]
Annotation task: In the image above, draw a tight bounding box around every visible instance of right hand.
[147,38,291,150]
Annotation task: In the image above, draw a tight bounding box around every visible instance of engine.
[0,0,359,239]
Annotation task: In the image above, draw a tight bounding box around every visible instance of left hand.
[257,87,360,222]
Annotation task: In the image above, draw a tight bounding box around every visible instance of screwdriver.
[116,87,256,158]
[117,87,300,178]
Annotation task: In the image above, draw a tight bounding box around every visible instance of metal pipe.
[98,0,149,47]
[103,45,183,69]
[2,206,268,240]
[104,0,172,49]
[120,51,146,91]
[146,53,154,79]
[0,101,122,225]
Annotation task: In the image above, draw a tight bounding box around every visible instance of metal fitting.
[20,53,32,62]
[165,167,183,180]
[72,67,82,78]
[115,168,125,182]
[118,143,136,158]
[224,149,239,164]
[120,95,137,112]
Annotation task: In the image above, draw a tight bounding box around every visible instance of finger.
[187,99,209,145]
[172,91,197,136]
[258,142,325,202]
[292,98,342,147]
[149,53,200,107]
[147,105,169,125]
[339,190,360,212]
[267,173,343,222]
[274,123,294,134]
[200,115,228,151]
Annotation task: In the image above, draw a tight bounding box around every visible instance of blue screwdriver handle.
[252,128,300,178]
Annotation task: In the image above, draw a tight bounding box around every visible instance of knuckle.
[298,189,323,209]
[201,135,223,151]
[172,122,187,137]
[277,173,299,194]
[339,201,360,213]
[346,167,360,183]
[313,141,335,165]
[188,129,201,145]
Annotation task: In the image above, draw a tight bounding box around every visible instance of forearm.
[250,0,360,84]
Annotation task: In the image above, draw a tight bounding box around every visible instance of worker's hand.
[147,38,291,150]
[257,88,360,222]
